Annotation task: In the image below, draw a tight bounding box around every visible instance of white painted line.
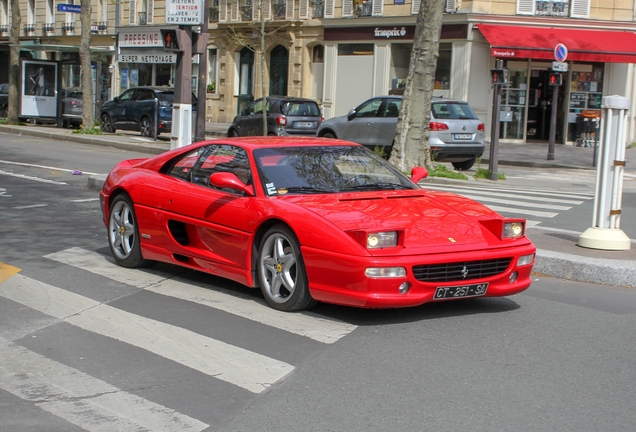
[70,198,100,202]
[0,274,294,393]
[12,203,49,209]
[0,169,68,185]
[425,184,590,203]
[45,247,357,344]
[0,344,208,431]
[441,192,573,211]
[0,159,101,176]
[487,204,558,218]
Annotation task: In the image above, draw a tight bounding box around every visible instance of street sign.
[554,43,568,62]
[549,72,562,86]
[552,61,568,72]
[160,29,185,52]
[57,4,81,13]
[166,0,204,25]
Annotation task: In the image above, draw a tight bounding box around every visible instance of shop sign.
[119,51,177,63]
[119,30,163,47]
[374,27,407,39]
[166,0,203,25]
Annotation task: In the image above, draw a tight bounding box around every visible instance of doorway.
[526,69,565,142]
[269,45,288,96]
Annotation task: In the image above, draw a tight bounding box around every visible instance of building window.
[516,0,589,18]
[337,44,374,56]
[208,48,218,94]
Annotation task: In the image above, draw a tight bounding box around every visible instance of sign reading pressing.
[166,0,203,25]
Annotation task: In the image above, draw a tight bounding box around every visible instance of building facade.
[3,0,636,145]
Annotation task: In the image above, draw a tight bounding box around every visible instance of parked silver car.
[316,96,485,170]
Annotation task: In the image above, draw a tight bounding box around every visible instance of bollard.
[578,95,631,250]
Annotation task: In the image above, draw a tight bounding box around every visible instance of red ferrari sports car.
[100,137,535,311]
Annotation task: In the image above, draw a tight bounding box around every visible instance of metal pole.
[489,83,501,181]
[547,84,558,160]
[195,6,209,142]
[153,97,158,141]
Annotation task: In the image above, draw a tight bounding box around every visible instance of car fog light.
[365,267,406,278]
[509,271,518,283]
[517,253,535,266]
[399,282,411,294]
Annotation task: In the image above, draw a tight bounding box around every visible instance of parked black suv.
[100,86,197,137]
[227,96,322,137]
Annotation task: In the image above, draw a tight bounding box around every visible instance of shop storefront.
[479,23,636,145]
[115,28,180,91]
[321,24,465,119]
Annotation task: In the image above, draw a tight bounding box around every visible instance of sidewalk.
[2,121,635,288]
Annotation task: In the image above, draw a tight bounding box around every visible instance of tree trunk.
[388,0,446,173]
[8,0,21,124]
[80,0,95,129]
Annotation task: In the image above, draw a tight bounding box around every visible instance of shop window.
[500,69,528,140]
[434,43,451,91]
[516,0,589,18]
[568,64,603,143]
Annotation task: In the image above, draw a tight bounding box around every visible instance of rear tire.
[140,116,154,137]
[228,129,239,137]
[321,132,336,139]
[452,158,476,171]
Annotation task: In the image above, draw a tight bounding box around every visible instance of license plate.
[433,283,488,300]
[454,133,472,140]
[295,122,314,128]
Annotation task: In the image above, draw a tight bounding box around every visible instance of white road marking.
[0,344,209,432]
[0,274,294,393]
[46,247,357,344]
[70,198,100,202]
[12,203,48,209]
[485,204,558,218]
[0,169,68,185]
[425,184,592,203]
[0,159,101,176]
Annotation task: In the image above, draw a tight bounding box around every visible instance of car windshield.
[431,102,478,120]
[254,146,417,195]
[282,102,321,117]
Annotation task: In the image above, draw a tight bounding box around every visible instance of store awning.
[478,24,636,63]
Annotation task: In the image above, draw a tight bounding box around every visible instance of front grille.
[412,258,512,283]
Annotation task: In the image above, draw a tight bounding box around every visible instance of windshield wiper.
[341,182,412,191]
[282,186,336,194]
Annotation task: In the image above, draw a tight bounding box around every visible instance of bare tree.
[79,0,95,129]
[226,0,289,135]
[7,0,21,124]
[388,0,446,172]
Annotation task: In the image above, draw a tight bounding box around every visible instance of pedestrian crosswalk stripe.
[0,274,294,393]
[486,204,558,218]
[0,344,209,431]
[45,247,357,344]
[424,184,592,204]
[436,191,572,211]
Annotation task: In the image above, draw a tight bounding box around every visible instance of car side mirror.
[410,166,428,183]
[346,109,357,120]
[114,97,120,103]
[210,172,254,196]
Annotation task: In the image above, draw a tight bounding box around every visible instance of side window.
[118,89,135,101]
[0,85,8,95]
[251,99,264,115]
[134,89,154,101]
[166,145,252,192]
[355,99,383,118]
[383,100,401,117]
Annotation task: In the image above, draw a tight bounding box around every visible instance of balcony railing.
[98,21,108,32]
[355,0,372,17]
[209,6,219,22]
[24,24,36,36]
[273,0,286,19]
[312,0,324,18]
[42,23,55,35]
[535,0,568,16]
[138,11,148,25]
[241,3,253,21]
[62,23,75,35]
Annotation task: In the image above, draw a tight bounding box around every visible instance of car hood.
[278,191,505,250]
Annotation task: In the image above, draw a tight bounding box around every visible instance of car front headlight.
[503,222,524,239]
[367,231,398,249]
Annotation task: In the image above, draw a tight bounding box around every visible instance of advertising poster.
[130,69,139,87]
[121,68,129,89]
[21,60,58,117]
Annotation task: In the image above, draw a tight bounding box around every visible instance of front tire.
[101,113,115,133]
[108,194,150,268]
[452,158,476,171]
[140,116,154,137]
[228,129,239,137]
[257,225,316,311]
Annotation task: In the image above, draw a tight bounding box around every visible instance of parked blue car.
[100,86,197,137]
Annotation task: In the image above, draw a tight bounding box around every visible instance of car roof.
[379,95,470,104]
[265,96,319,103]
[220,136,357,149]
